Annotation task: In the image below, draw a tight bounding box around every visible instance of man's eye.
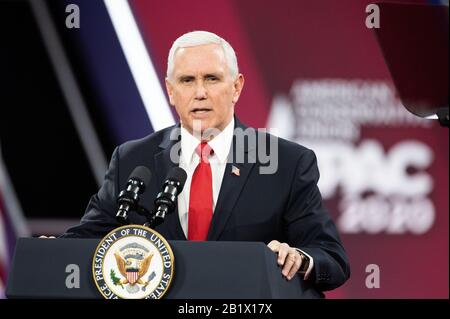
[180,78,193,83]
[206,76,218,82]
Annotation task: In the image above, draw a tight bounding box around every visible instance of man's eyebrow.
[204,73,223,78]
[177,75,195,81]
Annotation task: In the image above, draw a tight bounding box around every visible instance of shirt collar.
[208,117,234,163]
[180,117,234,164]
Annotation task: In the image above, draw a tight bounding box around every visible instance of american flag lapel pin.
[231,165,240,176]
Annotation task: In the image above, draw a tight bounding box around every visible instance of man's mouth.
[191,108,211,114]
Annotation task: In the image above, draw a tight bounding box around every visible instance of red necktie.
[188,142,214,241]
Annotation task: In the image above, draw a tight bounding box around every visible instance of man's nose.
[194,82,207,100]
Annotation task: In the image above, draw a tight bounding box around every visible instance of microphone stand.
[133,205,158,229]
[120,198,170,229]
[142,207,166,229]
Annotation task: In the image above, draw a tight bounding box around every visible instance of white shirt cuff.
[295,248,314,280]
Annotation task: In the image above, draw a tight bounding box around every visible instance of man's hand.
[268,240,303,280]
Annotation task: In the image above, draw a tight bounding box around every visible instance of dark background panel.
[0,0,98,220]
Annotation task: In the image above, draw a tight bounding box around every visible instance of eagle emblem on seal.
[111,243,155,294]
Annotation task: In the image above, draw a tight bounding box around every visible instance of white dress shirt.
[178,118,234,238]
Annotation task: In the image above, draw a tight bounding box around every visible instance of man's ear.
[232,74,245,104]
[165,78,175,106]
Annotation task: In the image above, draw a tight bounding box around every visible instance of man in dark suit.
[61,31,350,292]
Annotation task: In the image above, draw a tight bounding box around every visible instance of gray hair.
[166,30,239,81]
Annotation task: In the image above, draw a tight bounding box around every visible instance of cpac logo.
[268,79,436,235]
[314,140,435,235]
[314,140,433,199]
[338,194,434,235]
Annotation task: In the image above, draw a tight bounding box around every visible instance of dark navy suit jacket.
[62,118,350,291]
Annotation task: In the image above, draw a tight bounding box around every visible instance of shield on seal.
[126,268,139,285]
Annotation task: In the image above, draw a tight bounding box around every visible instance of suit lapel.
[154,125,187,240]
[207,119,256,240]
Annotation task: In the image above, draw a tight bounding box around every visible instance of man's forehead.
[172,44,227,75]
[175,43,223,56]
[174,44,225,64]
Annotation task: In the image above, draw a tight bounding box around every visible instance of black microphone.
[149,167,187,227]
[116,166,152,224]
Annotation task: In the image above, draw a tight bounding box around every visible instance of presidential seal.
[92,225,174,299]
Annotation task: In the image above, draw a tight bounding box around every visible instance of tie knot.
[195,142,214,162]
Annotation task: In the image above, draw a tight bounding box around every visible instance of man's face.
[165,43,244,137]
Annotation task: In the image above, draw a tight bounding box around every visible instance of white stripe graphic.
[104,0,175,131]
[0,145,29,238]
[0,141,29,299]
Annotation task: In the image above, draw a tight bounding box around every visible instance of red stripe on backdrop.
[129,0,271,128]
